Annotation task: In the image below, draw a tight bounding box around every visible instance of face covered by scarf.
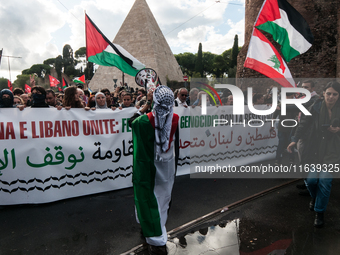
[152,85,174,156]
[0,89,14,108]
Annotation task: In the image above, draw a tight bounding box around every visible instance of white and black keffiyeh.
[152,86,174,156]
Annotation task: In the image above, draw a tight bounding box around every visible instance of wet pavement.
[129,178,340,255]
[1,159,340,255]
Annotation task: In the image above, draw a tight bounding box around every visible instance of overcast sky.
[0,0,245,81]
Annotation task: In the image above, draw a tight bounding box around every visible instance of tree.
[75,46,93,79]
[22,64,51,78]
[13,74,30,89]
[75,47,86,58]
[230,35,239,69]
[202,52,217,76]
[43,58,56,66]
[62,44,75,76]
[195,43,203,77]
[175,52,196,76]
[55,55,63,80]
[0,77,9,90]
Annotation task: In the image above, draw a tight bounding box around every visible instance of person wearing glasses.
[174,88,188,108]
[287,81,340,228]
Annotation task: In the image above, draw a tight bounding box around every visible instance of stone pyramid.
[89,0,184,91]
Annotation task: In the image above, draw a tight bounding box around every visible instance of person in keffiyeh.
[129,85,179,255]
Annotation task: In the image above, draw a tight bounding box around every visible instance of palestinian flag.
[62,77,69,89]
[85,14,145,77]
[7,80,12,92]
[24,84,31,93]
[244,27,295,88]
[73,75,85,84]
[131,112,178,238]
[49,75,60,87]
[255,0,314,62]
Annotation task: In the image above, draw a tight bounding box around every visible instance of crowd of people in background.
[1,80,340,231]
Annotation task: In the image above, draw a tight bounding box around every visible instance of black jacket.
[291,99,325,164]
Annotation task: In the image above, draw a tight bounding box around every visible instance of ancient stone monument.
[89,0,183,91]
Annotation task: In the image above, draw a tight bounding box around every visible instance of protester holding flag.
[129,86,179,255]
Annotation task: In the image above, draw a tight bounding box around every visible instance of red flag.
[8,80,13,92]
[49,75,60,87]
[25,84,31,93]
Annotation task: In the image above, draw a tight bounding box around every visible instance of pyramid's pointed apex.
[89,0,183,90]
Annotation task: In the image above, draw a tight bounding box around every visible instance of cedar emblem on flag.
[7,80,13,92]
[25,84,31,93]
[255,0,314,62]
[85,14,145,77]
[49,75,60,87]
[244,27,295,88]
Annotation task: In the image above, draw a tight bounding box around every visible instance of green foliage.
[22,64,51,78]
[228,66,237,78]
[195,43,203,77]
[13,74,31,89]
[202,52,217,76]
[43,58,56,66]
[0,77,9,90]
[175,52,196,76]
[230,34,239,69]
[55,55,63,80]
[75,47,86,58]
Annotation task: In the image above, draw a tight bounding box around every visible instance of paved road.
[0,160,290,255]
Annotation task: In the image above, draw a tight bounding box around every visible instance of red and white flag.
[25,84,31,93]
[49,75,60,87]
[244,27,295,87]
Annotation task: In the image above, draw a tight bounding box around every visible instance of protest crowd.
[1,79,340,255]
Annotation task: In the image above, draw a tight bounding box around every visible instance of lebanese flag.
[85,14,145,77]
[7,80,12,91]
[244,27,295,88]
[73,75,85,84]
[49,75,60,87]
[24,84,31,93]
[255,0,314,62]
[62,77,69,89]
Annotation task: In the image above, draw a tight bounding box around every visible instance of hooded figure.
[0,89,14,108]
[130,85,179,254]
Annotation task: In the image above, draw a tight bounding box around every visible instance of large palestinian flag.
[255,0,314,62]
[131,112,178,239]
[85,14,145,77]
[244,27,295,87]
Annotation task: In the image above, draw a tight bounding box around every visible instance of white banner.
[0,106,277,205]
